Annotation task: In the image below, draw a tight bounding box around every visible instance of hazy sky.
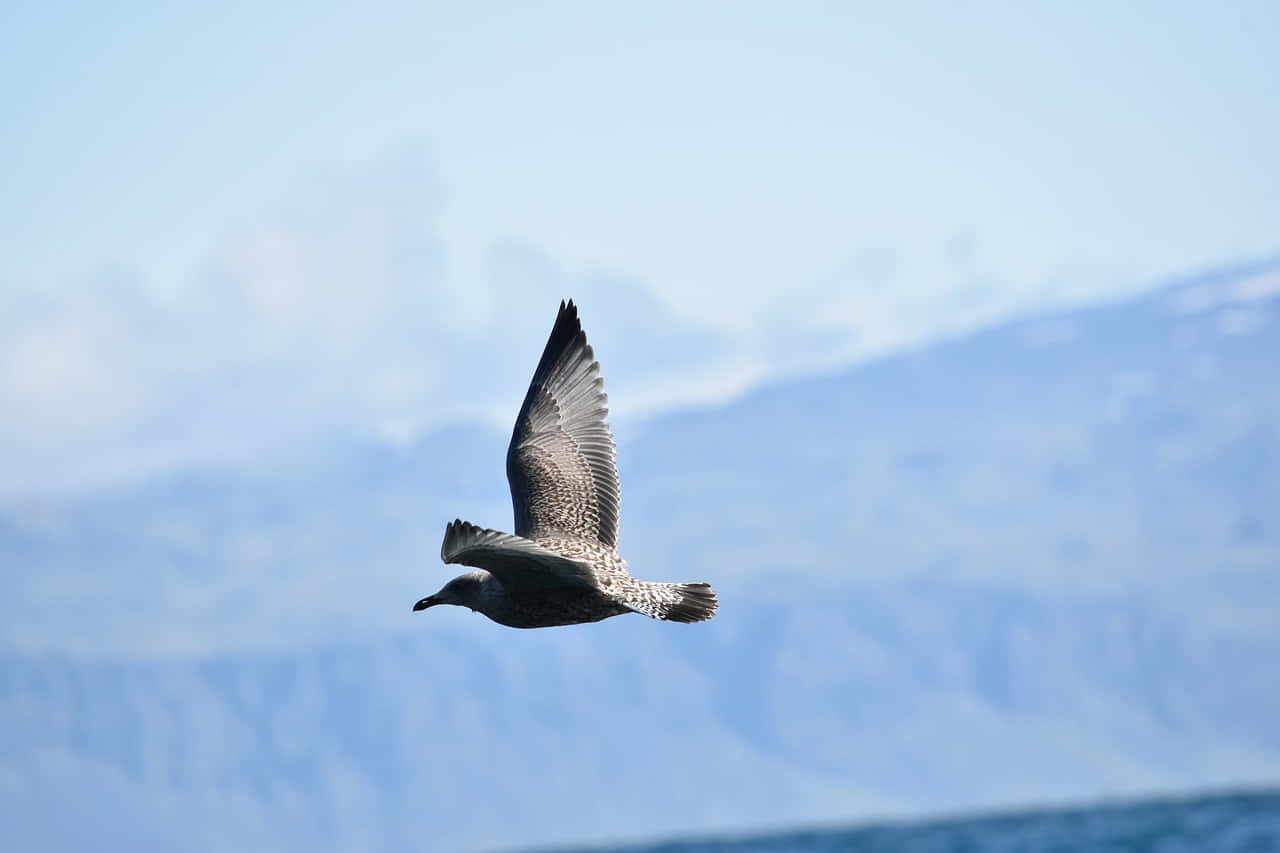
[3,1,1278,495]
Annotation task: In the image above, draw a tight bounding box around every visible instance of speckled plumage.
[413,300,718,629]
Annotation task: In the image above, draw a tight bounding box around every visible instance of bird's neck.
[468,574,512,619]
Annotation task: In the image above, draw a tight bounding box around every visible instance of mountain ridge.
[2,259,1277,850]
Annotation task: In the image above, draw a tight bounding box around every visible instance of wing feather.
[441,519,596,590]
[505,300,621,546]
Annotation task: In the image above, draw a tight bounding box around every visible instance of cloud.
[7,144,1273,500]
[15,146,906,498]
[1,152,481,495]
[0,152,732,497]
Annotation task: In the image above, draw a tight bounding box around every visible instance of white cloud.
[3,148,1274,499]
[0,154,747,497]
[2,156,457,495]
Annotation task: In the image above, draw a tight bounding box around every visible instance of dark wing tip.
[527,299,586,388]
[555,298,581,336]
[556,298,578,330]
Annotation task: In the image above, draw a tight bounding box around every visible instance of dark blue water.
[562,791,1280,853]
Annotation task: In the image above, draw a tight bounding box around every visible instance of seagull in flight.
[413,300,718,628]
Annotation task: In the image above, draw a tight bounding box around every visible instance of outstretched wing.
[505,300,621,546]
[441,519,597,591]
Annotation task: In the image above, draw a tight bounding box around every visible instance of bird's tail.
[626,581,718,623]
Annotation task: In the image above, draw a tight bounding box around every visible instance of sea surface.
[552,790,1280,853]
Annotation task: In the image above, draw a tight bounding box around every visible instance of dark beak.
[412,595,439,612]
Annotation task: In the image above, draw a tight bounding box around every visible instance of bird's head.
[413,570,490,613]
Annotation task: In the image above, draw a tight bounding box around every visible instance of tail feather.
[628,582,718,623]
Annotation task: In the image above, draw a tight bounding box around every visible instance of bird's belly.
[495,588,631,629]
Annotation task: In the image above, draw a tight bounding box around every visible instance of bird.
[413,300,718,629]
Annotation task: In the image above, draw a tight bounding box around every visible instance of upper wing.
[505,300,621,546]
[441,519,597,591]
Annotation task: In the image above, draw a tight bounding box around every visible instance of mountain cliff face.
[2,263,1277,851]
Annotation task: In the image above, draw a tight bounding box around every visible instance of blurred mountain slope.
[1,260,1277,851]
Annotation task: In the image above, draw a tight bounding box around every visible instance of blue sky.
[2,1,1278,495]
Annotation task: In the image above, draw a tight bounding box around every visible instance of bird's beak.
[413,595,440,612]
